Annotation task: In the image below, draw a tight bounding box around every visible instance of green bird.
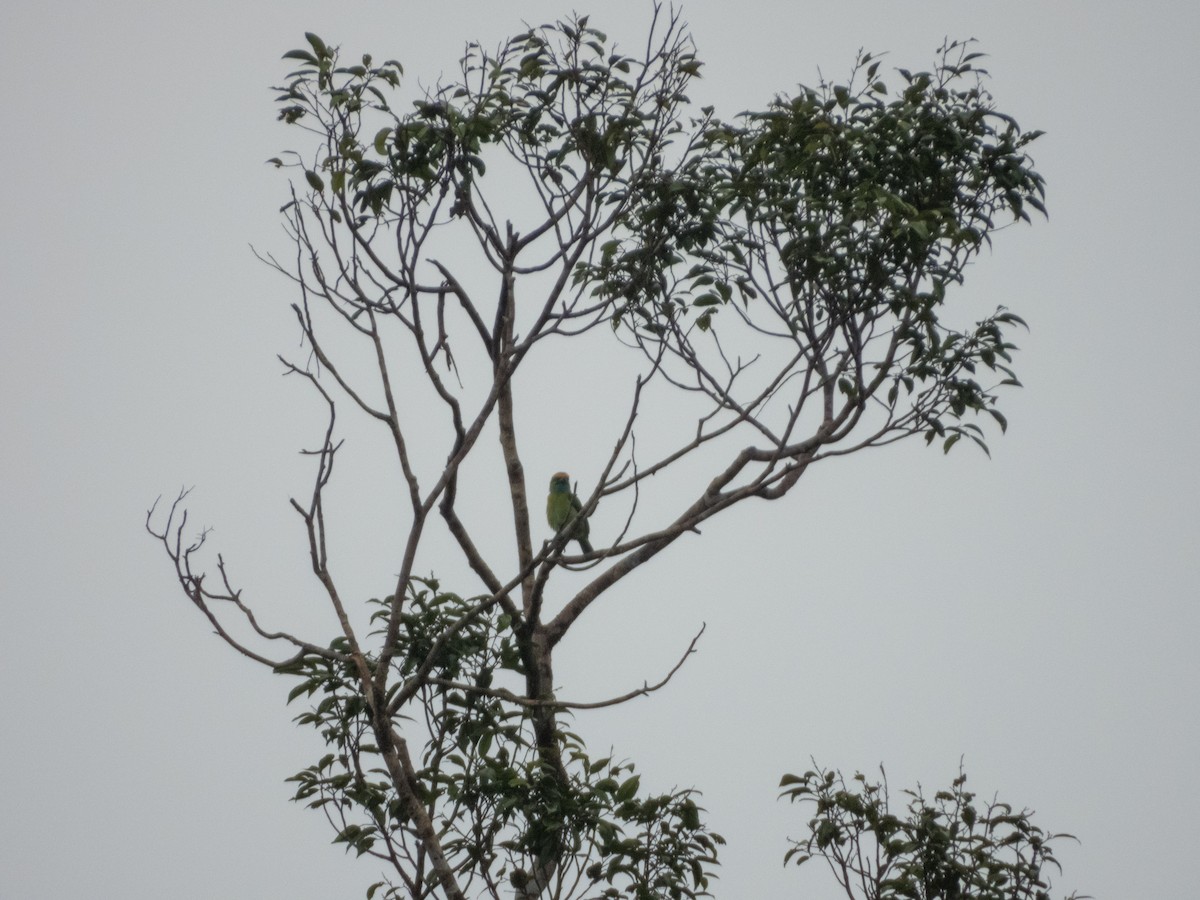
[546,471,593,553]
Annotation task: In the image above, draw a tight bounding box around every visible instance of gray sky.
[2,1,1196,897]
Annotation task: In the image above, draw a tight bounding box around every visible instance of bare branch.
[428,623,706,711]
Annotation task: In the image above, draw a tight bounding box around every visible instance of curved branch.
[427,623,706,711]
[145,492,345,668]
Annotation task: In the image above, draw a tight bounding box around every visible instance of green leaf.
[286,681,311,704]
[305,170,325,192]
[305,32,330,59]
[374,127,392,155]
[282,49,319,65]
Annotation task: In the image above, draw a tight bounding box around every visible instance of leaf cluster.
[579,41,1045,454]
[276,577,722,899]
[270,16,696,237]
[780,767,1086,900]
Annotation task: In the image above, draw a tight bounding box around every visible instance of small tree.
[149,8,1072,899]
[781,767,1085,900]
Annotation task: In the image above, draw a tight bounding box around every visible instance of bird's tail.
[578,537,593,554]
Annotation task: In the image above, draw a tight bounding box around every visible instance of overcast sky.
[2,1,1197,898]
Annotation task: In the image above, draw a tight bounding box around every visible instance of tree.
[148,7,1074,899]
[781,767,1086,900]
